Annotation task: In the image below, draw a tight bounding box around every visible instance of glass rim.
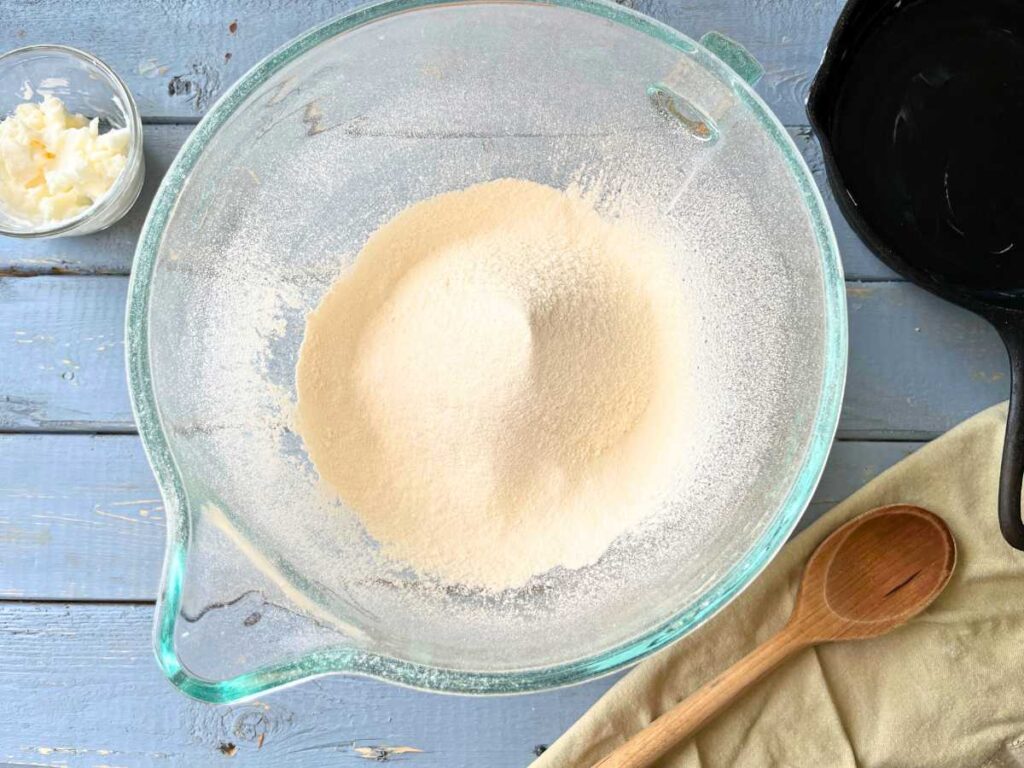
[126,0,848,702]
[0,43,144,238]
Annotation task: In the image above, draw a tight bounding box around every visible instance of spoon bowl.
[592,504,956,768]
[795,504,956,640]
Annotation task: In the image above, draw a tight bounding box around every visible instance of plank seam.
[0,428,139,436]
[0,597,155,606]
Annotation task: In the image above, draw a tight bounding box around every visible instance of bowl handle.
[647,33,764,143]
[700,32,764,87]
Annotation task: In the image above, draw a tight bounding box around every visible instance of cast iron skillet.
[808,0,1024,549]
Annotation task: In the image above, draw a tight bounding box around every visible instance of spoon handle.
[591,625,809,768]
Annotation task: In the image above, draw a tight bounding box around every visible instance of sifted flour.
[295,179,692,590]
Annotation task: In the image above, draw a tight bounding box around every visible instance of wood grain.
[0,507,956,768]
[0,126,899,281]
[800,440,919,532]
[0,277,133,432]
[0,277,1007,437]
[0,434,919,602]
[0,434,162,600]
[840,282,1010,439]
[0,0,843,124]
[0,601,615,767]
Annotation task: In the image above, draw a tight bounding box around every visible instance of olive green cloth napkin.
[533,403,1024,768]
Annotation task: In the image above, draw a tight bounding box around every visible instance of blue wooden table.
[0,1,1012,765]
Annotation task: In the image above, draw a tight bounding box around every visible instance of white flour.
[295,179,692,589]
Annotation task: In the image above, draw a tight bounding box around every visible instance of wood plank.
[0,277,133,432]
[841,283,1011,439]
[0,432,926,762]
[0,0,843,124]
[0,0,362,121]
[0,276,1008,437]
[799,440,920,534]
[0,434,920,601]
[0,2,888,278]
[636,0,845,127]
[0,125,898,282]
[0,434,162,600]
[0,438,927,760]
[0,601,616,767]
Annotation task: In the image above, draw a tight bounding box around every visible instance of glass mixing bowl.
[127,0,846,702]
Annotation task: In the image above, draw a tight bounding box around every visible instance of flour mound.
[295,179,691,590]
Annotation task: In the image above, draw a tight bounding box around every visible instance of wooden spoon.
[592,504,956,768]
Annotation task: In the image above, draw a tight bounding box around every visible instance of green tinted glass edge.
[126,0,847,702]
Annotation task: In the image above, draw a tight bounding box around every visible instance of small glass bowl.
[0,44,145,238]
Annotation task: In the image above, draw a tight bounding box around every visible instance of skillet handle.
[996,321,1024,550]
